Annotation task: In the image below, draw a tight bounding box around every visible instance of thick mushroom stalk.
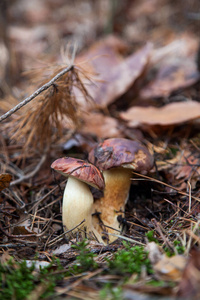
[63,176,94,237]
[89,138,154,244]
[92,168,132,241]
[51,157,105,243]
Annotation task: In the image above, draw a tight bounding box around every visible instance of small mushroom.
[88,138,154,243]
[51,157,105,243]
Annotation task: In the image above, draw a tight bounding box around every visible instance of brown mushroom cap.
[88,138,154,173]
[51,157,105,190]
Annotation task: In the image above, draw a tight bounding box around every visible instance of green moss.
[107,242,153,277]
[71,240,98,273]
[145,230,159,243]
[0,257,65,300]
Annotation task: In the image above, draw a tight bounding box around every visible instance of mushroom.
[51,157,105,243]
[88,138,154,243]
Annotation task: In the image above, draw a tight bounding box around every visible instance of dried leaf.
[76,35,128,74]
[177,248,200,299]
[140,36,200,99]
[12,226,37,236]
[74,35,128,109]
[0,173,12,192]
[92,43,152,108]
[146,242,163,265]
[172,150,200,187]
[81,112,121,139]
[51,244,71,255]
[12,211,38,238]
[140,66,199,99]
[120,100,200,127]
[154,255,186,281]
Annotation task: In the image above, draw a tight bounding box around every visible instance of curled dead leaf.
[146,242,163,265]
[93,43,152,108]
[177,248,200,299]
[140,36,200,99]
[120,100,200,127]
[0,173,12,192]
[76,35,128,74]
[154,255,187,282]
[146,242,186,282]
[81,112,121,139]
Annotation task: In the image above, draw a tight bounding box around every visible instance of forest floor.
[0,0,200,299]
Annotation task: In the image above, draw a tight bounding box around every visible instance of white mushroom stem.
[92,167,133,243]
[63,176,105,244]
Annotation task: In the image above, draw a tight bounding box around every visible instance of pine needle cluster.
[3,64,93,153]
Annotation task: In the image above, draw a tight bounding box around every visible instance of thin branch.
[26,181,65,214]
[131,171,200,203]
[56,269,103,295]
[152,219,174,250]
[3,188,25,208]
[108,233,145,246]
[47,219,86,246]
[0,64,74,122]
[10,154,47,186]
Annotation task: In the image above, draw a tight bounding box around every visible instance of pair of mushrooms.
[51,138,153,244]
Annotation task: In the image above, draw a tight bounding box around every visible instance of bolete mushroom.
[51,157,105,243]
[88,138,154,243]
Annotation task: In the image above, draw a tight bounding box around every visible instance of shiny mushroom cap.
[51,157,105,190]
[88,138,154,173]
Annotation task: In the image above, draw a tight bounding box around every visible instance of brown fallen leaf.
[146,242,186,282]
[177,248,200,299]
[154,255,187,282]
[146,242,163,265]
[0,173,12,192]
[76,42,152,109]
[74,35,128,109]
[76,35,128,74]
[171,149,200,190]
[140,65,199,99]
[92,43,152,108]
[12,211,39,239]
[140,36,200,99]
[80,112,121,139]
[120,100,200,127]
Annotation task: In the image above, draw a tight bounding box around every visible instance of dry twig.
[10,154,47,186]
[0,64,74,122]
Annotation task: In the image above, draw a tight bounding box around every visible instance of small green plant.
[0,257,65,300]
[164,246,173,257]
[0,259,35,300]
[39,257,65,299]
[174,240,185,255]
[169,147,179,157]
[145,230,159,243]
[71,240,98,273]
[147,279,176,288]
[147,279,166,287]
[107,242,153,277]
[164,240,185,257]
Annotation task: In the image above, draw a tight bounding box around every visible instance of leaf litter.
[1,0,200,299]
